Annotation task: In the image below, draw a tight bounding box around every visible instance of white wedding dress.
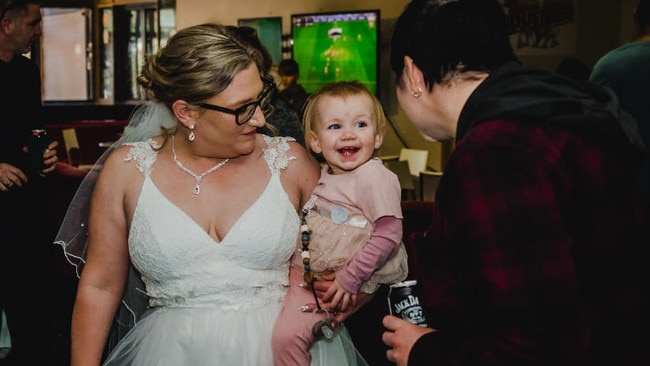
[55,123,365,365]
[103,135,299,365]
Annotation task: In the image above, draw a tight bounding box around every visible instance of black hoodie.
[457,62,646,166]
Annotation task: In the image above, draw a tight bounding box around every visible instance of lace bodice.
[124,135,299,310]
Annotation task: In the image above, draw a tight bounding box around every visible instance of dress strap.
[262,135,296,175]
[124,138,160,176]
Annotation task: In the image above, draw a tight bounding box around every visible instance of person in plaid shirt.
[381,0,649,365]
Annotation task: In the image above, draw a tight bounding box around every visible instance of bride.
[55,23,370,366]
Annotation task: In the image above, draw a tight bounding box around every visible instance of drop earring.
[188,124,195,142]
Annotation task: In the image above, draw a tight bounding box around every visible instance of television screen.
[291,10,380,96]
[238,17,283,66]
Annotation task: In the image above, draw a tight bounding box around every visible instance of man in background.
[0,0,60,364]
[278,58,309,116]
[590,0,650,232]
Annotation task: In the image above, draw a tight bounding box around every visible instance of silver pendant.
[193,184,201,195]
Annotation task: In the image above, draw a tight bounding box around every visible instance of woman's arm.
[70,149,133,366]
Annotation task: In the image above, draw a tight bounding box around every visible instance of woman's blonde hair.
[137,23,265,110]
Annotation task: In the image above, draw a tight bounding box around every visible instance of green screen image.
[291,11,379,96]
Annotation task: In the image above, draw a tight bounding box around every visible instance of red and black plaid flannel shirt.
[409,118,648,365]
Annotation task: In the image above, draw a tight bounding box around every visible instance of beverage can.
[387,280,428,327]
[29,129,50,172]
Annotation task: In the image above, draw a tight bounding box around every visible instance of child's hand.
[322,279,357,312]
[308,274,374,322]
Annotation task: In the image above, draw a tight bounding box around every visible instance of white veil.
[53,101,178,354]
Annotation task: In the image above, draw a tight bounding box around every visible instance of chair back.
[399,148,429,177]
[62,128,80,166]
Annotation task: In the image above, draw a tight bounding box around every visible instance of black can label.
[387,280,427,327]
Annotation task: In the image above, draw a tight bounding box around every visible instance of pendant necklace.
[171,134,229,195]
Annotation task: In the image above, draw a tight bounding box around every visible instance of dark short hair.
[0,0,29,20]
[390,0,518,90]
[1,0,40,19]
[278,59,299,76]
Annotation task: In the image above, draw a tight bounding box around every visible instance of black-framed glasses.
[197,78,276,126]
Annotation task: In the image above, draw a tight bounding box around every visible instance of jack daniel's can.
[387,280,428,327]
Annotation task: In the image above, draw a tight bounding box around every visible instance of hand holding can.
[28,129,50,172]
